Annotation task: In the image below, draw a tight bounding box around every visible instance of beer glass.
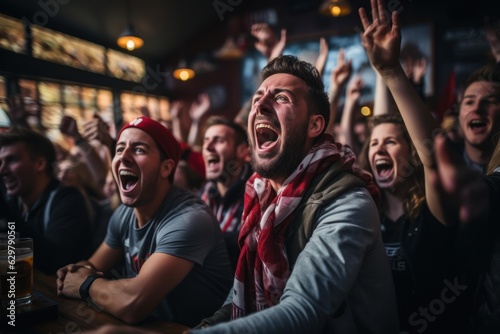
[0,236,34,307]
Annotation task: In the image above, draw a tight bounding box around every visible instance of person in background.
[0,127,91,273]
[190,55,397,333]
[56,116,233,327]
[484,15,500,64]
[57,156,112,254]
[200,115,252,271]
[358,0,499,330]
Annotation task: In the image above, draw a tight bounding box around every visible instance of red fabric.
[117,116,181,166]
[436,69,457,123]
[231,134,375,318]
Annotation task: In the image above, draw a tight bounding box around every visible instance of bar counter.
[2,270,191,334]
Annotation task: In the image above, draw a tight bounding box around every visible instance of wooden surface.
[2,270,191,334]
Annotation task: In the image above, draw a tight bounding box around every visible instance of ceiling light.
[117,0,143,51]
[319,0,352,17]
[117,25,144,51]
[173,59,195,81]
[215,36,243,59]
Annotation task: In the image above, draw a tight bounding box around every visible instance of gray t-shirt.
[105,186,233,326]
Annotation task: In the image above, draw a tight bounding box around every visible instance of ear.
[308,115,325,139]
[160,159,176,179]
[34,156,47,174]
[236,142,250,163]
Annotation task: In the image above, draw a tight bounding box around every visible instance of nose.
[252,94,273,116]
[117,147,133,165]
[203,139,215,152]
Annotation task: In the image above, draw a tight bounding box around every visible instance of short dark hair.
[461,62,500,101]
[204,115,248,146]
[260,55,330,137]
[0,127,56,176]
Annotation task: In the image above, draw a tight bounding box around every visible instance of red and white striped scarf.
[231,134,369,318]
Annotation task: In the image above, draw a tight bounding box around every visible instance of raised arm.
[315,37,329,77]
[187,92,211,150]
[338,76,364,154]
[325,49,352,136]
[358,0,444,222]
[60,115,108,187]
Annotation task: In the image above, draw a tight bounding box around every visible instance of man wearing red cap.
[56,116,233,327]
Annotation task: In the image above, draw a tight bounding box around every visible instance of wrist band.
[79,274,101,301]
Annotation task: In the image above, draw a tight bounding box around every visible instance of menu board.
[0,14,24,54]
[107,49,145,83]
[32,25,106,74]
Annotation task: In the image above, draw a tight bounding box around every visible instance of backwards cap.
[117,116,181,167]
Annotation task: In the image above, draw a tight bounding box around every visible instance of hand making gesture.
[358,0,402,75]
[330,48,352,89]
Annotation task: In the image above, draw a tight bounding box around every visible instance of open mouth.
[2,176,18,191]
[206,155,220,167]
[469,119,487,131]
[119,170,139,191]
[375,158,394,180]
[255,123,279,149]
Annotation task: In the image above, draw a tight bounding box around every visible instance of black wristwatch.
[79,275,101,301]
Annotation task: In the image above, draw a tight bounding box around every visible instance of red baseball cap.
[117,116,181,166]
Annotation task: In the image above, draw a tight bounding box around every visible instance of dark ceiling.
[0,0,313,65]
[0,0,496,66]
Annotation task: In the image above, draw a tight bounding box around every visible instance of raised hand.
[251,23,287,60]
[315,37,329,76]
[346,76,365,102]
[59,115,82,141]
[82,114,112,147]
[358,0,401,74]
[189,93,211,122]
[331,49,352,88]
[431,134,488,225]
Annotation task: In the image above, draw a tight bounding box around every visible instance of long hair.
[359,114,425,220]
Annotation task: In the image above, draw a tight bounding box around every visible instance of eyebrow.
[252,88,296,100]
[115,140,151,148]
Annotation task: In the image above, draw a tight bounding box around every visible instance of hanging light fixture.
[215,36,244,59]
[319,0,352,17]
[117,0,144,51]
[173,59,195,81]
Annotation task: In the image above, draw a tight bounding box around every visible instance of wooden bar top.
[2,270,191,334]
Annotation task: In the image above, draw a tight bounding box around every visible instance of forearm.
[372,72,391,116]
[326,85,343,135]
[380,65,438,167]
[88,277,154,324]
[187,119,201,148]
[338,99,357,148]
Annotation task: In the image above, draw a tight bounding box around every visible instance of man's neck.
[465,143,492,165]
[134,185,171,228]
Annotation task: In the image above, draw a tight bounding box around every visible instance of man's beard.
[250,124,308,181]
